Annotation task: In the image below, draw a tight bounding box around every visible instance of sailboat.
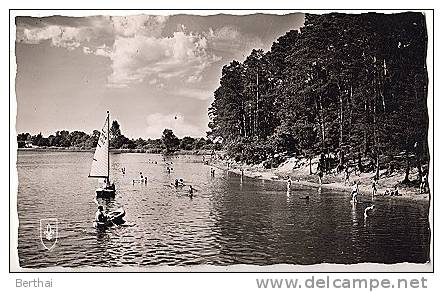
[89,111,116,198]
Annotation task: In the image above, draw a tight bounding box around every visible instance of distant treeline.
[208,12,429,182]
[17,122,220,153]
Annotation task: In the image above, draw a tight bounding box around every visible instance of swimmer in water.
[364,205,375,218]
[189,185,194,197]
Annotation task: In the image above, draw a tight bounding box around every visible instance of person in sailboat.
[103,178,110,189]
[95,206,108,224]
[90,111,116,197]
[102,177,115,190]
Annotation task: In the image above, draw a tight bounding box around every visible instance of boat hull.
[94,207,125,228]
[96,186,116,198]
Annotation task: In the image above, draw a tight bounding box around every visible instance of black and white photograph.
[10,9,432,272]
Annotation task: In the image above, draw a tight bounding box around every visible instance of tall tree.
[162,129,179,153]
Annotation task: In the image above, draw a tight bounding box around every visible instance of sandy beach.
[209,157,430,203]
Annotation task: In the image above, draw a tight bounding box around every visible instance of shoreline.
[17,148,430,203]
[209,158,430,203]
[17,147,215,155]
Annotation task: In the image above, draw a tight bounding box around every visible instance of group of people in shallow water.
[131,171,147,184]
[351,178,401,202]
[172,178,194,197]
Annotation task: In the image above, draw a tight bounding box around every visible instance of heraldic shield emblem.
[40,218,58,250]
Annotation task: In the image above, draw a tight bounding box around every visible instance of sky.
[15,12,305,139]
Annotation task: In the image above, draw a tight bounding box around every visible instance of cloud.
[17,16,113,49]
[145,113,205,138]
[106,31,221,87]
[21,25,82,50]
[111,15,168,37]
[208,26,242,41]
[206,25,265,59]
[16,15,222,87]
[83,46,93,54]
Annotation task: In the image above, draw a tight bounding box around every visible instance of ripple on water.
[16,152,430,267]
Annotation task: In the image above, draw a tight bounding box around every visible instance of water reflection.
[17,152,430,267]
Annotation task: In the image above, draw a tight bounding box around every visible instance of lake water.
[16,151,430,268]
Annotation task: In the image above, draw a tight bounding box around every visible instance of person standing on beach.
[344,166,350,185]
[420,173,427,193]
[318,169,323,185]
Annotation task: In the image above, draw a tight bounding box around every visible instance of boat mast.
[107,110,110,182]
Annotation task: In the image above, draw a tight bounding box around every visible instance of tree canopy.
[18,125,216,153]
[208,12,428,181]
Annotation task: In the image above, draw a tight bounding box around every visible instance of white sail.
[89,114,109,178]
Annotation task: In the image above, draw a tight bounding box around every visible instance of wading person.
[351,181,359,202]
[287,177,292,192]
[95,206,107,223]
[371,177,378,199]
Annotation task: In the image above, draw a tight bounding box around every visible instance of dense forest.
[208,13,429,182]
[17,121,219,153]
